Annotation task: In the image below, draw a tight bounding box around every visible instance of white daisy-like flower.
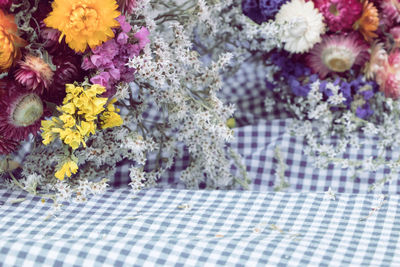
[275,0,326,54]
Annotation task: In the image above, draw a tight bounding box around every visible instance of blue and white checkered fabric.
[0,188,399,266]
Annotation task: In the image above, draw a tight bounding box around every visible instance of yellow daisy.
[44,0,120,52]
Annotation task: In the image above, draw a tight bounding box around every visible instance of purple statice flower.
[134,27,150,50]
[356,104,374,119]
[242,0,289,24]
[90,72,111,88]
[116,15,132,33]
[324,76,378,119]
[269,50,379,120]
[268,51,315,97]
[82,15,150,96]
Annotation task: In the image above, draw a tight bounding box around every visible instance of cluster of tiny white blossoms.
[127,2,239,188]
[0,0,249,208]
[189,0,286,74]
[264,70,400,191]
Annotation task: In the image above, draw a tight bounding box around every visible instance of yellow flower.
[59,102,76,115]
[54,127,85,150]
[226,118,236,129]
[41,119,57,145]
[55,159,78,180]
[100,108,123,129]
[77,120,96,137]
[100,98,123,129]
[76,93,108,121]
[87,84,106,96]
[100,111,123,129]
[59,113,76,128]
[44,0,120,52]
[63,84,83,104]
[0,10,27,71]
[42,83,122,151]
[105,98,118,112]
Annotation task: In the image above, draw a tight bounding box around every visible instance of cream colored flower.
[275,0,326,54]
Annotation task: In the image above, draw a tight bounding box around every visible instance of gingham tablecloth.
[0,188,399,266]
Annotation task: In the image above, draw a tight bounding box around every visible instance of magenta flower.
[82,16,150,96]
[134,27,150,50]
[116,15,132,32]
[90,72,111,88]
[314,0,362,32]
[380,0,400,27]
[0,0,12,9]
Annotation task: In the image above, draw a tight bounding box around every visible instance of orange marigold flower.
[44,0,121,53]
[353,0,379,42]
[0,10,27,71]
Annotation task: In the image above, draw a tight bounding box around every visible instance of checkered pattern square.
[0,188,399,266]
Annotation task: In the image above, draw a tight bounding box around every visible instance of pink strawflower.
[14,54,54,94]
[314,0,362,32]
[380,0,400,27]
[363,42,387,80]
[0,0,11,9]
[390,26,400,48]
[307,33,369,78]
[375,50,400,99]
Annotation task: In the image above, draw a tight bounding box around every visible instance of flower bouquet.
[0,0,245,206]
[238,0,400,190]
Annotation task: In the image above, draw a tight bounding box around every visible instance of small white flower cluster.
[187,0,283,74]
[22,173,43,193]
[129,166,147,193]
[326,83,346,106]
[3,0,249,205]
[268,71,400,189]
[54,178,108,203]
[124,2,241,189]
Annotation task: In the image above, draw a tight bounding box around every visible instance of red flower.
[0,82,47,141]
[42,54,84,104]
[0,135,19,155]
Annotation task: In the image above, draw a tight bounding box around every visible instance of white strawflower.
[275,0,325,54]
